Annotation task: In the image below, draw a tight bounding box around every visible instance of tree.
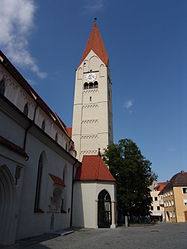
[103,138,157,222]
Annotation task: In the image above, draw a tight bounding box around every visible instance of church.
[0,20,117,245]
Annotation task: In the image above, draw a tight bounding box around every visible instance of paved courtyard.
[2,223,187,249]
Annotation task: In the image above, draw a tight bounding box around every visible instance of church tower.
[72,19,113,161]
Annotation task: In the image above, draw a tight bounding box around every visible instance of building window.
[42,120,45,131]
[49,187,62,212]
[65,142,68,151]
[157,206,160,211]
[184,199,187,206]
[90,96,92,101]
[0,77,5,95]
[183,188,187,194]
[89,82,93,89]
[34,154,44,212]
[151,206,153,211]
[62,167,66,182]
[61,198,65,213]
[154,197,158,201]
[171,200,174,206]
[23,103,29,116]
[173,212,176,218]
[84,82,88,89]
[55,132,58,142]
[94,81,98,88]
[170,212,172,218]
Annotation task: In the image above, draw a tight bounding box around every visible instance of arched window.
[23,103,28,116]
[89,82,93,89]
[94,81,98,88]
[0,77,5,96]
[55,132,58,142]
[90,96,92,102]
[62,167,66,182]
[98,190,111,228]
[84,82,88,89]
[42,120,45,131]
[34,154,44,212]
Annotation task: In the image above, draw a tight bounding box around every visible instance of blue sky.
[0,0,186,181]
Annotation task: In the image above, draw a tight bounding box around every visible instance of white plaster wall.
[16,132,73,239]
[0,65,36,120]
[0,145,26,245]
[0,110,25,148]
[0,58,77,243]
[72,181,116,228]
[0,65,72,154]
[72,50,113,161]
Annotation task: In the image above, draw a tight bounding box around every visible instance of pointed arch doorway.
[0,165,16,245]
[98,190,111,228]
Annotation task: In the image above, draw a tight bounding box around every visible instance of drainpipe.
[70,160,79,227]
[23,104,38,151]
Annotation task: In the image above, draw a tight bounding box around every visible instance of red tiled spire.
[79,19,109,67]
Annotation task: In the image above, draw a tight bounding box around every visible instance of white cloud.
[0,0,47,79]
[124,100,133,110]
[83,0,104,12]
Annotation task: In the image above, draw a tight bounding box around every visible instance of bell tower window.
[89,82,93,89]
[94,81,98,88]
[84,82,88,89]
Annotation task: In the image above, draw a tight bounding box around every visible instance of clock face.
[86,73,96,82]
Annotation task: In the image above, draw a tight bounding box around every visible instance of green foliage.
[103,138,157,218]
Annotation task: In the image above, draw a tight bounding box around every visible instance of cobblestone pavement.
[3,223,187,249]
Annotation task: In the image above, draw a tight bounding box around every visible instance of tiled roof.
[155,182,168,192]
[79,20,109,67]
[66,127,72,138]
[75,155,115,182]
[0,135,28,159]
[49,173,65,187]
[160,170,187,193]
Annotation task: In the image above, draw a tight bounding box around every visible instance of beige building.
[149,181,167,221]
[160,170,187,223]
